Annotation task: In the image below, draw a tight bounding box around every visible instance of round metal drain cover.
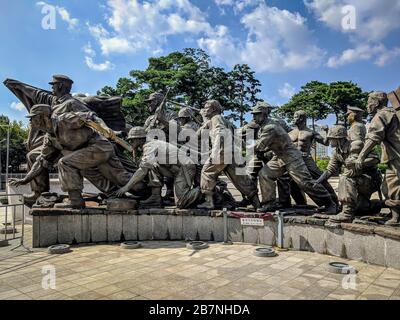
[186,241,209,250]
[328,262,357,274]
[48,244,71,255]
[121,241,141,249]
[254,247,277,257]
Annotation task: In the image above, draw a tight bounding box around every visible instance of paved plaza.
[1,221,400,300]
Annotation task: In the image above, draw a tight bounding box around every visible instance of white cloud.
[56,6,79,30]
[327,43,400,68]
[36,2,79,30]
[305,0,400,67]
[214,0,263,14]
[10,102,25,112]
[199,3,325,72]
[279,83,296,99]
[89,0,215,56]
[304,0,400,42]
[83,43,115,71]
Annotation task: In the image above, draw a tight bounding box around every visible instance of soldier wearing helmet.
[143,91,178,133]
[114,127,202,209]
[177,107,199,131]
[289,110,338,209]
[355,91,400,225]
[255,123,337,214]
[314,125,381,223]
[10,107,148,209]
[240,101,297,209]
[4,75,91,205]
[197,100,261,210]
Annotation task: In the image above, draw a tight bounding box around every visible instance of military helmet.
[26,104,51,118]
[178,107,192,118]
[327,125,347,139]
[368,91,388,106]
[204,100,222,113]
[145,92,164,102]
[251,101,275,114]
[127,126,147,140]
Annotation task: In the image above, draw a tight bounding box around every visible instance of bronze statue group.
[4,75,400,226]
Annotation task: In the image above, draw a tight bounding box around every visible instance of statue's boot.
[250,195,261,211]
[23,191,41,207]
[323,200,338,215]
[197,194,214,210]
[140,187,163,208]
[329,205,353,223]
[385,208,400,226]
[257,201,280,213]
[55,190,85,209]
[237,198,251,208]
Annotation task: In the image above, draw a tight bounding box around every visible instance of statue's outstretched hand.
[113,186,129,197]
[9,178,26,187]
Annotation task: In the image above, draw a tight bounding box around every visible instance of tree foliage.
[0,115,28,173]
[277,80,369,128]
[97,48,261,126]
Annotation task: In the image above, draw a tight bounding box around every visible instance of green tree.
[0,115,28,173]
[325,81,369,125]
[98,48,261,126]
[227,64,261,126]
[278,81,331,130]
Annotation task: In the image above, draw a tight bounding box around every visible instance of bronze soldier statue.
[355,92,400,225]
[5,75,91,205]
[289,110,339,207]
[315,126,380,222]
[347,106,366,142]
[256,123,337,214]
[114,127,203,209]
[10,105,147,208]
[197,100,260,210]
[240,102,300,208]
[144,92,178,134]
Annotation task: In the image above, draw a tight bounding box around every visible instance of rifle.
[167,100,202,125]
[149,88,171,129]
[84,118,133,153]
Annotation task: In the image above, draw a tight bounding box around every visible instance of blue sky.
[1,0,399,127]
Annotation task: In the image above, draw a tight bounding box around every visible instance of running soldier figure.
[289,110,339,207]
[197,100,260,210]
[256,123,337,214]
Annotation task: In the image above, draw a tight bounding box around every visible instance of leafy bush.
[316,159,330,172]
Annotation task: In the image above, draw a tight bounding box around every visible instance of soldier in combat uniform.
[355,92,400,225]
[347,106,367,142]
[256,123,337,213]
[10,105,147,208]
[114,127,202,209]
[315,125,380,222]
[197,100,261,210]
[289,110,339,208]
[4,75,91,205]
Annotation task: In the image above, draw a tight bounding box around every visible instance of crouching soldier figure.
[10,104,147,208]
[114,127,203,209]
[315,125,381,223]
